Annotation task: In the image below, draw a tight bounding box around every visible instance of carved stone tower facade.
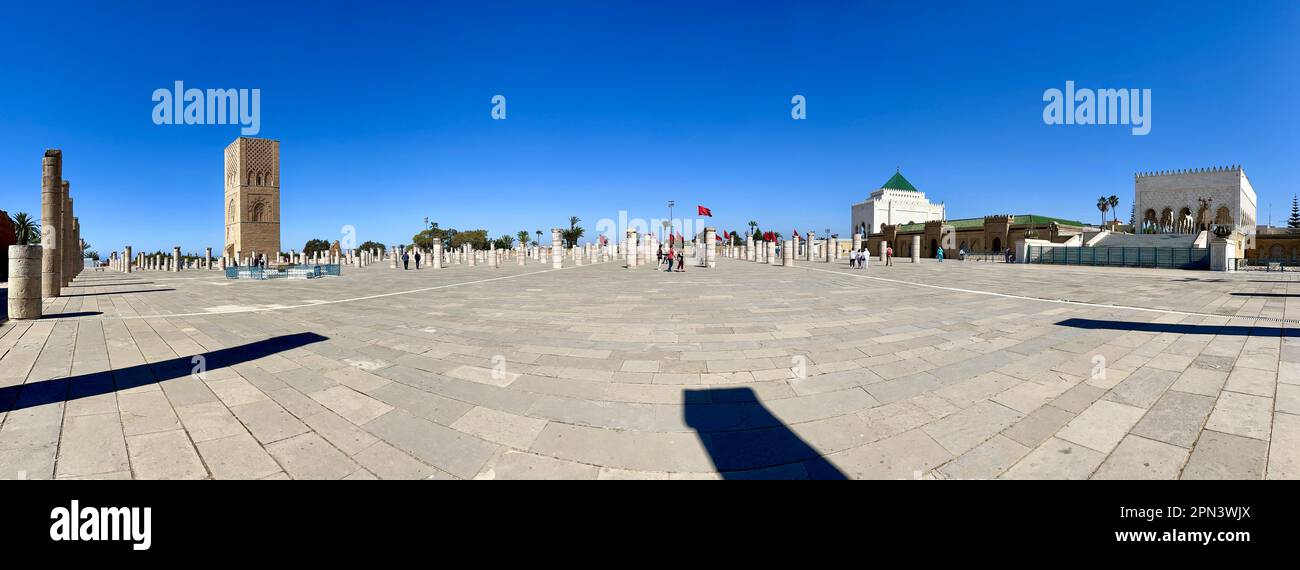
[223,137,280,260]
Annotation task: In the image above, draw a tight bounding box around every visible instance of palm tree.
[1096,197,1110,228]
[12,212,39,245]
[517,230,530,247]
[748,220,758,239]
[1107,195,1119,226]
[563,216,585,247]
[535,230,543,245]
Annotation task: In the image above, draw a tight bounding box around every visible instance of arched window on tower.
[228,200,236,222]
[252,202,266,222]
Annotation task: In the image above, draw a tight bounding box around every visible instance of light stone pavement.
[1,257,1297,480]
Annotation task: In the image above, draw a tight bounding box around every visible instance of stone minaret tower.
[223,137,281,260]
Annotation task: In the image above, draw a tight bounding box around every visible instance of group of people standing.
[848,245,894,268]
[656,245,686,272]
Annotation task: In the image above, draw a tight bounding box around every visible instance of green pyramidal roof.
[880,170,918,192]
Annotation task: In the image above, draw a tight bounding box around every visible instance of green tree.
[303,238,331,256]
[517,230,530,247]
[1289,195,1300,229]
[1107,195,1119,225]
[748,220,757,239]
[450,229,490,250]
[1096,196,1110,228]
[358,240,386,253]
[493,234,516,250]
[12,212,39,245]
[561,216,585,247]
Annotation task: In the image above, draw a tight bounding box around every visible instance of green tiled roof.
[880,170,918,192]
[1013,214,1086,227]
[892,214,1086,234]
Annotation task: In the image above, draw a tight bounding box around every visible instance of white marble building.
[851,170,946,236]
[1134,165,1256,249]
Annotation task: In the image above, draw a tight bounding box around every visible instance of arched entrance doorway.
[992,237,1002,253]
[930,239,939,258]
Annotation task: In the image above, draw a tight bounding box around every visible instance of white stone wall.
[852,189,945,236]
[1134,166,1256,246]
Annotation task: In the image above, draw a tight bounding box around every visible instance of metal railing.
[957,251,1012,262]
[224,264,341,280]
[1236,258,1299,271]
[1026,246,1210,269]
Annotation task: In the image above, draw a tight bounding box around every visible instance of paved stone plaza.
[1,258,1296,480]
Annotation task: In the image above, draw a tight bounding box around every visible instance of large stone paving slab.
[1,256,1296,479]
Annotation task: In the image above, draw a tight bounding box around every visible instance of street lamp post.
[667,200,675,245]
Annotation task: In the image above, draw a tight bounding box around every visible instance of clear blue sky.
[2,0,1297,253]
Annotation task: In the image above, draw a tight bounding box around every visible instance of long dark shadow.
[683,387,848,480]
[0,332,329,413]
[40,311,103,319]
[1229,292,1299,298]
[61,288,175,297]
[67,281,155,287]
[1055,317,1297,337]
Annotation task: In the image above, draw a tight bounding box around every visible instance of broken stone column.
[73,218,82,279]
[173,246,181,272]
[205,247,213,269]
[124,246,133,273]
[8,244,42,320]
[704,227,717,268]
[62,187,74,286]
[911,235,920,263]
[551,229,563,269]
[783,239,794,267]
[41,150,62,298]
[432,239,444,269]
[805,231,815,262]
[879,240,888,262]
[625,229,637,269]
[852,233,862,257]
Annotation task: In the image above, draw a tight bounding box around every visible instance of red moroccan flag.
[792,229,800,238]
[697,205,712,217]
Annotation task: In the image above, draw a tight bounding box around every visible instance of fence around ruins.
[224,264,341,280]
[1026,245,1210,270]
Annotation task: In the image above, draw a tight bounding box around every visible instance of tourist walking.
[664,247,674,272]
[885,245,893,266]
[656,244,664,270]
[937,247,944,262]
[860,248,868,269]
[414,250,422,269]
[675,248,685,272]
[401,250,410,270]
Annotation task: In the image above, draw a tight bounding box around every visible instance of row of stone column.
[8,149,86,320]
[381,230,607,271]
